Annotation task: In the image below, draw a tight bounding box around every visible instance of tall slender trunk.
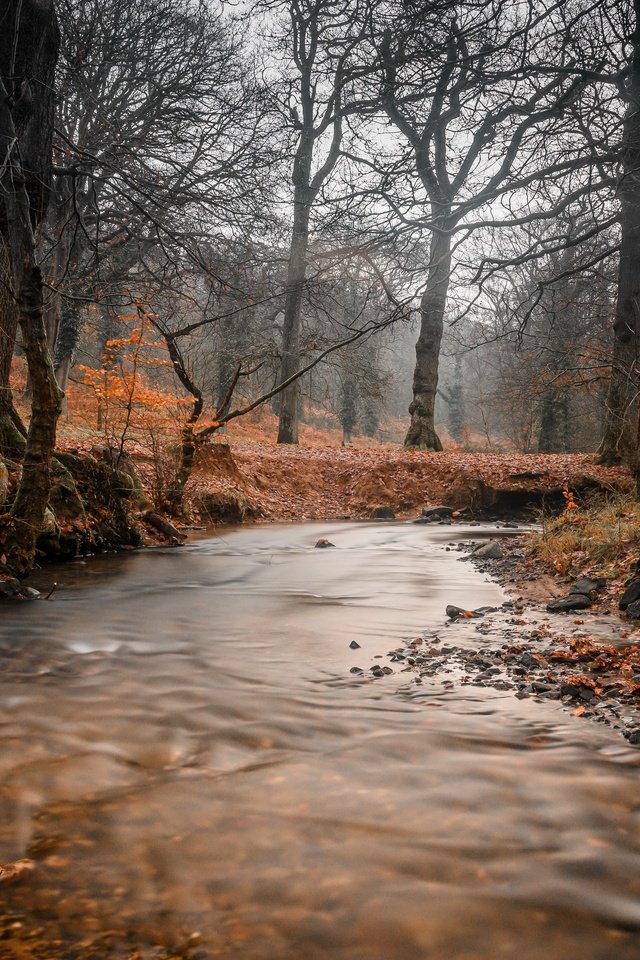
[277,188,312,444]
[598,4,640,468]
[598,332,637,464]
[55,352,72,397]
[163,334,204,512]
[404,226,451,450]
[0,0,61,579]
[538,390,570,453]
[7,257,62,578]
[0,242,26,457]
[1,155,62,577]
[43,213,70,358]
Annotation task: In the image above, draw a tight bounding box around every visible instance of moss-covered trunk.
[163,333,204,513]
[0,0,61,578]
[6,259,63,577]
[404,226,450,451]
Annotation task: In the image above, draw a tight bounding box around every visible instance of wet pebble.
[531,681,555,693]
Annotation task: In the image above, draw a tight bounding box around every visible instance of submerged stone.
[472,540,503,560]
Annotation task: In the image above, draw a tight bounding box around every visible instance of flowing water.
[0,522,639,959]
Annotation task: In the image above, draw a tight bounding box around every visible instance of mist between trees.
[0,0,638,577]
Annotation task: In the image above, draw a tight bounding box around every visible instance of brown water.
[0,522,639,960]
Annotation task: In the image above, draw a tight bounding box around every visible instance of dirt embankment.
[185,441,629,522]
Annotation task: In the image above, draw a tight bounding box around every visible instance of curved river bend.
[0,522,639,959]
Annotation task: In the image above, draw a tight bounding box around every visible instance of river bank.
[175,439,629,522]
[349,525,640,747]
[7,437,640,745]
[179,443,640,749]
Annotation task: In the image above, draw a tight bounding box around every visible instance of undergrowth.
[530,492,640,577]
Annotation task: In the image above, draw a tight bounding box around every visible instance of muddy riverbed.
[0,522,639,959]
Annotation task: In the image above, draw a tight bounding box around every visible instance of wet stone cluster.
[350,601,640,746]
[345,526,640,746]
[395,612,640,744]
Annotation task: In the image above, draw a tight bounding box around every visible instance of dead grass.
[530,496,640,577]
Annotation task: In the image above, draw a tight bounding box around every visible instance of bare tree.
[366,0,611,449]
[270,0,370,443]
[145,245,407,510]
[42,0,273,390]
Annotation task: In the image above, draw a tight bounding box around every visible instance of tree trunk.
[0,0,61,579]
[163,334,205,512]
[166,419,201,513]
[43,208,71,358]
[277,189,312,444]
[598,4,640,469]
[404,227,451,450]
[55,353,72,397]
[53,300,81,410]
[0,242,26,457]
[6,258,63,578]
[597,333,636,464]
[538,391,570,453]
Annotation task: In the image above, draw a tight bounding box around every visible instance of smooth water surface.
[0,522,638,959]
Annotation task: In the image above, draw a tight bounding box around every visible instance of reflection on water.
[0,522,638,959]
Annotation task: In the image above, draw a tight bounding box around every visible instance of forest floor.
[183,435,629,522]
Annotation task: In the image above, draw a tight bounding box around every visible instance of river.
[0,521,638,959]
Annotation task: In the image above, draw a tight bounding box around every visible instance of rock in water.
[315,538,335,549]
[472,540,503,560]
[546,594,592,612]
[446,605,481,620]
[421,506,454,519]
[619,579,640,610]
[349,640,361,649]
[0,578,22,599]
